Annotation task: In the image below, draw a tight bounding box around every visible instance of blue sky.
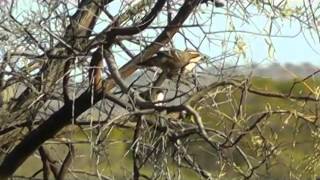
[103,0,320,68]
[186,0,320,66]
[6,0,320,67]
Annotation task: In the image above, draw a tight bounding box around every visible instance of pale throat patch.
[184,56,201,71]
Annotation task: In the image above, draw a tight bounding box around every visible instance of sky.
[194,0,320,66]
[2,0,320,67]
[108,0,320,66]
[242,6,320,66]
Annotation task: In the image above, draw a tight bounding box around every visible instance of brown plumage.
[137,49,202,76]
[201,0,225,7]
[214,0,225,7]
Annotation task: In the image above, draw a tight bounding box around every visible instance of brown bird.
[214,0,225,7]
[137,49,202,77]
[201,0,225,7]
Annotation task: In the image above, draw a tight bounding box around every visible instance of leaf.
[234,36,247,57]
[281,7,293,18]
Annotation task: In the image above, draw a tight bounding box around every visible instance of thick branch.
[57,144,75,180]
[0,90,103,178]
[4,0,111,129]
[104,0,204,91]
[0,0,203,178]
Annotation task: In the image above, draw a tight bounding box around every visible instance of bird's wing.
[157,50,182,69]
[166,49,186,68]
[136,56,159,67]
[137,51,172,67]
[157,51,174,59]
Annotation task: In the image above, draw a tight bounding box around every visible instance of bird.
[137,49,203,78]
[214,0,225,7]
[201,0,225,7]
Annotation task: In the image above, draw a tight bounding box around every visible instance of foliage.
[0,0,320,179]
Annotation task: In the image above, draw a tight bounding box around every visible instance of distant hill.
[251,62,319,80]
[1,62,318,108]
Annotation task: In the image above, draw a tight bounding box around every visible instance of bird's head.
[185,49,203,63]
[175,49,202,72]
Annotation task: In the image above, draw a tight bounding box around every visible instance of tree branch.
[0,1,203,178]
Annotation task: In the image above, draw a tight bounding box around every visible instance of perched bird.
[137,49,203,77]
[201,0,225,7]
[214,0,225,7]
